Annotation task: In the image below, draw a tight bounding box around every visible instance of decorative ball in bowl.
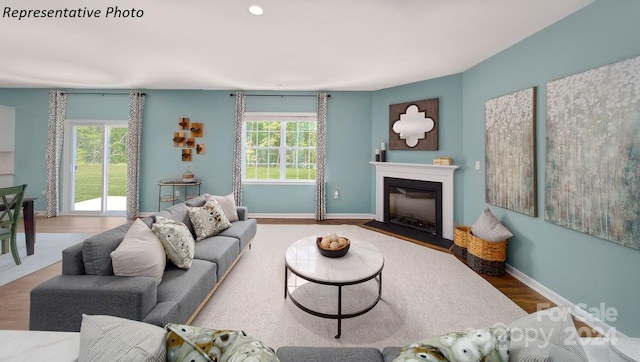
[316,233,350,258]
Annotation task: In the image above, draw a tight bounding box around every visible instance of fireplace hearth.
[369,162,460,250]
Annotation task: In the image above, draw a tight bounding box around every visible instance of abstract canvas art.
[545,55,640,250]
[485,87,537,217]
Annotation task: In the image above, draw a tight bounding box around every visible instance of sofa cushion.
[165,324,278,362]
[82,223,133,275]
[471,207,513,242]
[188,197,231,241]
[217,218,257,250]
[111,218,166,286]
[152,216,195,269]
[193,235,239,280]
[277,346,384,362]
[78,314,166,362]
[508,306,587,362]
[145,260,217,327]
[382,347,402,362]
[393,328,510,362]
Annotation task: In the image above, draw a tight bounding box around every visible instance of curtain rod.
[229,93,330,98]
[60,92,146,96]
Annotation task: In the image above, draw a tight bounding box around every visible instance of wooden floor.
[0,216,594,335]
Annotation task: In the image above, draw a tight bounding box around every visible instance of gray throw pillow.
[471,207,513,241]
[82,223,133,275]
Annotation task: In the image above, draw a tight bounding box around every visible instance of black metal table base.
[284,264,383,338]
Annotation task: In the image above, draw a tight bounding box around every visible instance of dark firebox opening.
[383,177,443,239]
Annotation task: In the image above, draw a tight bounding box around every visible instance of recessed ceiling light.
[248,5,264,16]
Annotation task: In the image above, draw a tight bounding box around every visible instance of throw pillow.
[508,306,587,362]
[111,218,166,286]
[165,324,279,362]
[212,192,240,222]
[82,223,133,275]
[78,314,166,362]
[471,207,513,242]
[393,327,510,362]
[188,197,232,241]
[152,215,195,269]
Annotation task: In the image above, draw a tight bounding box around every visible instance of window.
[243,112,317,183]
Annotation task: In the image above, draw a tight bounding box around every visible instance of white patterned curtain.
[126,91,145,219]
[315,93,328,221]
[45,90,67,217]
[232,92,245,206]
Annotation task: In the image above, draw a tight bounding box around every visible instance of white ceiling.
[0,0,593,91]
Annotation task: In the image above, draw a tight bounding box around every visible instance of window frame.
[242,112,318,185]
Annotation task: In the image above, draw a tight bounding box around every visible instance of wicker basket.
[466,231,507,276]
[453,225,470,258]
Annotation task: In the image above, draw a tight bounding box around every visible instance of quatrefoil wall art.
[389,98,439,150]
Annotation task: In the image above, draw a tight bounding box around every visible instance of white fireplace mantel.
[370,162,460,240]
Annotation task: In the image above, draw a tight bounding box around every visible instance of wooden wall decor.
[173,131,186,147]
[190,122,203,137]
[182,149,192,162]
[389,98,438,150]
[179,117,190,130]
[176,117,204,161]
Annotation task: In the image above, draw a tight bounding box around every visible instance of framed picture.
[389,98,438,150]
[545,55,640,250]
[485,87,537,217]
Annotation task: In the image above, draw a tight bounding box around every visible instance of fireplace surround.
[370,162,459,242]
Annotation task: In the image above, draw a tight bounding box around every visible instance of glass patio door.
[63,121,128,214]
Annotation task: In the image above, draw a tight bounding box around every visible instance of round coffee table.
[284,236,384,338]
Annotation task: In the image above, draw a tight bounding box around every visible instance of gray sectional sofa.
[29,195,256,332]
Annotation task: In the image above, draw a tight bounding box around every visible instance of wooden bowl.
[316,237,350,258]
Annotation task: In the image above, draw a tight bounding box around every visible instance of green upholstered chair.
[0,184,27,265]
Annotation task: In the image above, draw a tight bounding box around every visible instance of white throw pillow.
[508,306,588,362]
[471,207,513,241]
[78,314,166,362]
[110,218,166,285]
[212,193,239,222]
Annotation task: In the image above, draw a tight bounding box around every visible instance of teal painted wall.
[462,0,640,336]
[371,74,465,222]
[0,89,372,215]
[1,0,638,336]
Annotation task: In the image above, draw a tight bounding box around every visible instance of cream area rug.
[0,233,90,287]
[193,224,527,349]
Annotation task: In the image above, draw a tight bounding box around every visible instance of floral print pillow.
[188,197,231,241]
[393,327,510,362]
[151,216,195,269]
[165,324,279,362]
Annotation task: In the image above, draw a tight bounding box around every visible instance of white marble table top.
[285,236,384,284]
[0,330,80,361]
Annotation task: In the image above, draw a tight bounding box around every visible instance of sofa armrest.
[30,275,157,332]
[236,206,248,221]
[61,242,85,275]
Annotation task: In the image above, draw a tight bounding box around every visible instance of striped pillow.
[78,314,166,362]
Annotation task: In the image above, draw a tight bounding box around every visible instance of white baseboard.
[248,213,375,220]
[506,264,627,339]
